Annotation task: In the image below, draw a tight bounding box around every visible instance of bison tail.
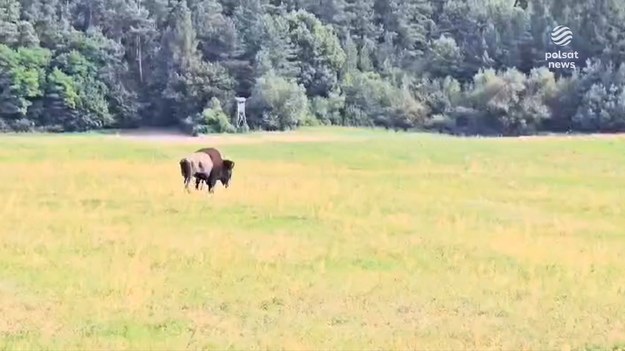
[179,158,192,179]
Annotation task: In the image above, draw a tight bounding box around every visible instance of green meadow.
[0,128,624,350]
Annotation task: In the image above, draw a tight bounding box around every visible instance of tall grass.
[0,129,624,349]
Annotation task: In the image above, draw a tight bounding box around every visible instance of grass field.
[1,127,624,350]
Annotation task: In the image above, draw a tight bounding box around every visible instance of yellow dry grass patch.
[0,286,61,339]
[1,129,625,349]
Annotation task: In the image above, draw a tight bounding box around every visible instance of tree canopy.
[1,0,624,135]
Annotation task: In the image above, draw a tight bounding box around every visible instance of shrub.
[203,97,236,133]
[248,72,309,131]
[310,92,345,125]
[342,71,427,130]
[464,67,554,135]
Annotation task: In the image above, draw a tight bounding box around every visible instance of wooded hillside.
[1,0,624,135]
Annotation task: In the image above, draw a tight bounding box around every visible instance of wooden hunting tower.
[235,97,248,130]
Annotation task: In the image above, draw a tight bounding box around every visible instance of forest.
[1,0,624,135]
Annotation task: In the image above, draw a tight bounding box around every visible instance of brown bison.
[194,147,235,191]
[195,147,234,189]
[192,147,235,193]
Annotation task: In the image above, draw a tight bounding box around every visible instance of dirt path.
[104,128,348,145]
[514,133,625,141]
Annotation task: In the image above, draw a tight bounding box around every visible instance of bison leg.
[183,176,192,193]
[195,177,202,190]
[207,178,217,194]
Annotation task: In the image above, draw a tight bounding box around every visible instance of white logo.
[550,25,573,46]
[545,25,577,70]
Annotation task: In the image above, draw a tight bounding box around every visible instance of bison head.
[220,160,235,188]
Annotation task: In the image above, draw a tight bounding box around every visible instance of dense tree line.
[1,0,624,135]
